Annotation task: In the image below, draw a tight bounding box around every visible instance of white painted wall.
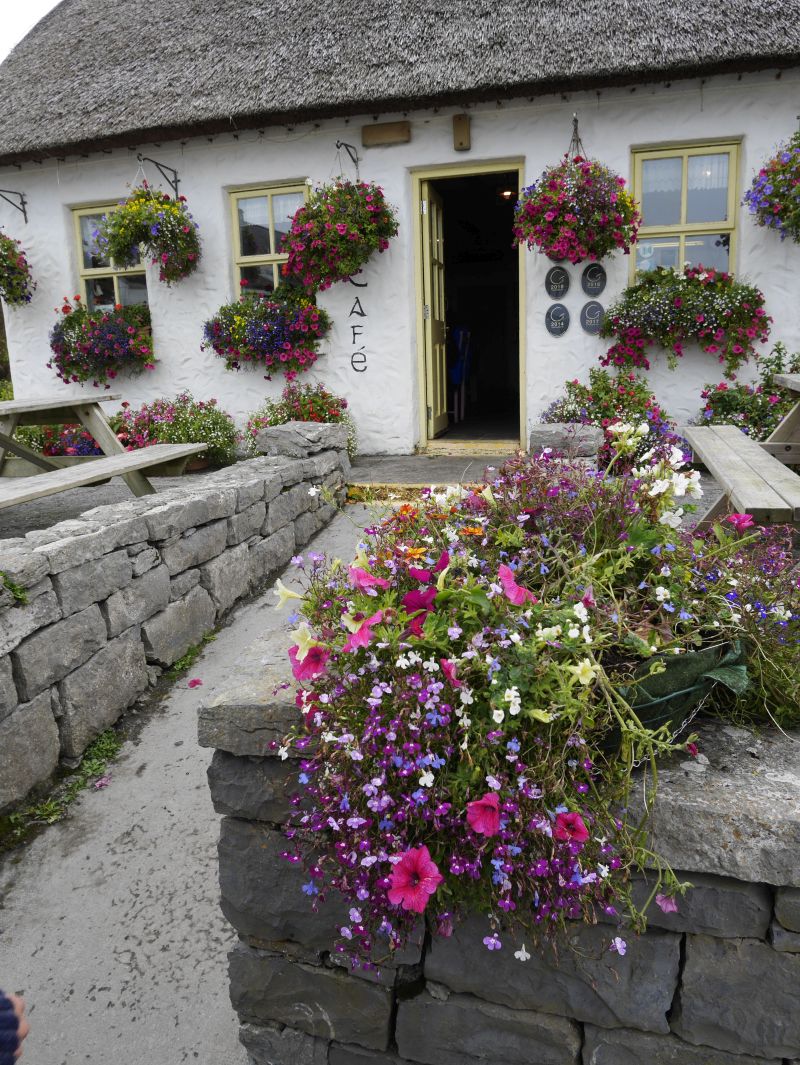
[1,69,799,453]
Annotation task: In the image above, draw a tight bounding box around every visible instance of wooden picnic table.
[685,372,800,526]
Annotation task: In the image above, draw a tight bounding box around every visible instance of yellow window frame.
[72,203,148,307]
[230,181,308,293]
[631,141,741,279]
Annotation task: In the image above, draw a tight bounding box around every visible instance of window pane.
[117,273,148,307]
[86,275,116,312]
[635,236,681,273]
[687,154,729,223]
[240,264,275,295]
[80,214,109,269]
[238,197,270,256]
[684,232,730,272]
[641,157,682,226]
[272,191,304,253]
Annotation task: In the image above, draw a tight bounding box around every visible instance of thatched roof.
[1,0,799,165]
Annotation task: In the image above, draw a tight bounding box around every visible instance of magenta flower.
[726,513,755,533]
[655,893,679,914]
[466,792,501,837]
[553,811,590,844]
[348,566,391,591]
[402,586,438,615]
[289,644,331,682]
[439,658,461,688]
[498,564,538,606]
[408,566,432,583]
[343,611,383,653]
[187,677,203,689]
[387,845,444,913]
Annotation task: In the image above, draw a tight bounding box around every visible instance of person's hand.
[6,995,28,1060]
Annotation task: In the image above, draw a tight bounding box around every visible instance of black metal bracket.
[136,154,180,198]
[567,112,587,159]
[335,140,360,181]
[0,189,28,224]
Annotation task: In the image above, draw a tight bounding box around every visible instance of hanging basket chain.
[567,112,587,159]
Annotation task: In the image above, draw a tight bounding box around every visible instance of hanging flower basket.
[0,229,36,305]
[282,179,399,291]
[48,296,156,388]
[514,155,640,264]
[743,131,800,242]
[94,184,201,285]
[599,265,771,379]
[202,287,331,380]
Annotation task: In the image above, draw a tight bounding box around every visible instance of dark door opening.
[430,170,519,441]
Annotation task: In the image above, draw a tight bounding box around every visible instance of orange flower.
[403,546,427,560]
[461,526,485,537]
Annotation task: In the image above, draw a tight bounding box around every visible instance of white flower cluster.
[633,441,703,529]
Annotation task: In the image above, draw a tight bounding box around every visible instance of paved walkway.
[0,506,371,1065]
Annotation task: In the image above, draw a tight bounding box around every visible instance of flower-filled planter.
[94,184,201,284]
[48,296,155,388]
[282,180,398,291]
[513,155,640,264]
[0,229,36,305]
[113,391,238,467]
[202,289,331,380]
[245,382,358,459]
[600,265,771,379]
[743,131,800,242]
[275,430,798,965]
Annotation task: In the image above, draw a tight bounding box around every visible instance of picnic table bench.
[0,393,205,509]
[685,372,800,526]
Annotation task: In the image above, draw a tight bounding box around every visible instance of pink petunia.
[408,566,433,583]
[553,811,590,844]
[498,564,538,606]
[402,586,438,615]
[432,551,450,573]
[289,644,331,682]
[726,513,755,534]
[439,658,461,688]
[387,845,444,913]
[348,566,390,591]
[466,792,501,837]
[656,893,679,914]
[343,611,383,653]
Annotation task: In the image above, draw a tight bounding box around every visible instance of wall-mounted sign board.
[581,263,606,297]
[545,266,570,300]
[580,301,604,334]
[545,303,570,337]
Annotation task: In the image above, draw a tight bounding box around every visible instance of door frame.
[411,157,527,450]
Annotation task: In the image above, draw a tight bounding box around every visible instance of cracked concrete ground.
[0,505,373,1065]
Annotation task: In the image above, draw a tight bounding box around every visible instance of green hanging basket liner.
[608,641,748,745]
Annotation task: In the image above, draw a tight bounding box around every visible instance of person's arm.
[0,990,28,1062]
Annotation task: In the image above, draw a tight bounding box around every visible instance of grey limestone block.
[31,516,149,571]
[0,588,61,658]
[295,507,329,548]
[239,1022,329,1065]
[0,690,60,811]
[776,887,800,933]
[672,934,800,1058]
[143,487,237,540]
[329,1045,411,1065]
[425,915,680,1033]
[218,817,348,950]
[301,451,341,479]
[200,543,252,616]
[141,585,216,666]
[770,921,800,952]
[249,526,296,589]
[12,603,107,701]
[228,503,267,546]
[396,988,581,1065]
[264,484,315,536]
[159,519,228,576]
[529,423,604,457]
[208,749,295,824]
[169,568,201,602]
[631,722,800,886]
[131,545,161,576]
[629,872,772,939]
[233,476,270,512]
[0,546,50,588]
[255,422,348,458]
[102,564,171,637]
[57,628,148,758]
[0,655,17,721]
[229,943,393,1051]
[197,661,297,755]
[52,549,133,616]
[582,1025,784,1065]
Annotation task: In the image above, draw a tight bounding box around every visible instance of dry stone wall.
[199,686,800,1065]
[0,423,349,812]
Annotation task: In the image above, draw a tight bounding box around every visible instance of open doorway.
[417,167,521,446]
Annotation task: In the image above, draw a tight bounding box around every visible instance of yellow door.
[421,182,448,438]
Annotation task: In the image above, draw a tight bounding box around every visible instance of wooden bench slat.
[684,426,793,523]
[0,394,122,415]
[713,425,800,520]
[772,374,800,394]
[0,443,205,510]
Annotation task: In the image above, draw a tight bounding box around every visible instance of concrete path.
[0,505,372,1065]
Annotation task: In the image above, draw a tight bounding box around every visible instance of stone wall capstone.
[0,423,349,811]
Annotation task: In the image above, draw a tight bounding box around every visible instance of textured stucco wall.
[1,69,799,452]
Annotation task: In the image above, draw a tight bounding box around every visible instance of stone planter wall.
[199,681,800,1064]
[0,422,350,812]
